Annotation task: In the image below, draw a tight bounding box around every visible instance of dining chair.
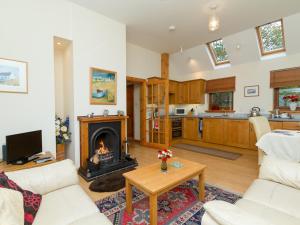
[249,116,271,165]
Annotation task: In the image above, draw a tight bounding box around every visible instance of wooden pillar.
[161,53,169,79]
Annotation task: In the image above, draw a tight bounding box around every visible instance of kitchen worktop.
[169,114,300,122]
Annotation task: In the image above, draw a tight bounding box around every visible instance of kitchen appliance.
[175,108,186,115]
[250,107,261,117]
[171,118,182,138]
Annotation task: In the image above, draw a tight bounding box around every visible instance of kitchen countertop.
[169,115,300,122]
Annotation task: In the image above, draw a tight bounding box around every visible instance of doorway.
[126,76,146,143]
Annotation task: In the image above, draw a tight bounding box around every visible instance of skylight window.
[207,39,230,65]
[256,19,285,56]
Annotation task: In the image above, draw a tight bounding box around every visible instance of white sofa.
[202,156,300,225]
[6,159,112,225]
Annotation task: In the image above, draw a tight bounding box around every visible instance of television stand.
[11,157,38,165]
[0,153,56,172]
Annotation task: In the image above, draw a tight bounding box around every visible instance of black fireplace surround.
[79,121,137,181]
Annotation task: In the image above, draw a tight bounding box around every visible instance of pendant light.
[208,5,220,32]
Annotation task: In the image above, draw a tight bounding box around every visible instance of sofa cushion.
[259,156,300,190]
[68,212,112,225]
[204,200,272,225]
[33,184,100,225]
[242,179,300,219]
[6,159,78,195]
[236,199,300,225]
[0,172,42,225]
[0,188,24,225]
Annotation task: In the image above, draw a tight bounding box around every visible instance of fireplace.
[78,116,137,181]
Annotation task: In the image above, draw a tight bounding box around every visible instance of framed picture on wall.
[244,85,259,97]
[0,58,28,93]
[90,67,117,105]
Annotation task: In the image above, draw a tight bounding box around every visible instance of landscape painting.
[90,67,117,105]
[0,58,28,93]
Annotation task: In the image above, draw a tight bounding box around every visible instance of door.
[203,118,224,145]
[183,118,200,140]
[224,120,250,148]
[126,85,134,139]
[145,78,169,148]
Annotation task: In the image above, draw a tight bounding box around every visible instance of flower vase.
[161,160,168,172]
[289,102,297,111]
[56,144,65,161]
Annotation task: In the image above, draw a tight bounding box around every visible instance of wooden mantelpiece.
[77,115,128,171]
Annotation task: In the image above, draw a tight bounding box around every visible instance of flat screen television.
[6,130,42,164]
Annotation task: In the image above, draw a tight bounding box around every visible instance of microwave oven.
[175,108,186,115]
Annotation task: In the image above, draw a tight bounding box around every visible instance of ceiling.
[69,0,300,53]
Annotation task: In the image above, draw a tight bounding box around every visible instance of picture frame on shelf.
[90,67,117,105]
[244,85,259,97]
[0,58,28,93]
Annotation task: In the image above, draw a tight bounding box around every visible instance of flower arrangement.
[158,149,173,161]
[55,116,71,144]
[283,95,299,102]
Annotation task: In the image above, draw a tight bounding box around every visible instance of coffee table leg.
[149,194,157,225]
[126,179,133,214]
[199,171,205,202]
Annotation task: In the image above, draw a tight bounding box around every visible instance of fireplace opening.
[89,127,120,170]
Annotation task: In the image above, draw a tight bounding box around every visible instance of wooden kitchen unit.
[169,79,205,104]
[171,117,300,153]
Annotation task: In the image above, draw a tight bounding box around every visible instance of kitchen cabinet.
[188,79,205,104]
[182,82,189,104]
[183,117,200,140]
[203,118,224,145]
[224,120,250,149]
[269,121,283,130]
[169,80,177,93]
[168,79,205,104]
[282,121,300,130]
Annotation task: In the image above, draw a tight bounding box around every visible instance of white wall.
[127,42,161,78]
[0,0,126,166]
[54,48,65,118]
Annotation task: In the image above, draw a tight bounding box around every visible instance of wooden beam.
[161,53,169,79]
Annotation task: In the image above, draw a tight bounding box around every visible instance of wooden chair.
[249,116,271,165]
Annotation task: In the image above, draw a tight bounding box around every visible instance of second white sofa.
[202,156,300,225]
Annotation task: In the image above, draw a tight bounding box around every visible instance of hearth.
[78,116,137,181]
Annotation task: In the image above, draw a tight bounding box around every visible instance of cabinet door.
[183,118,199,140]
[224,120,250,149]
[169,81,177,93]
[269,121,283,130]
[176,83,184,104]
[182,82,189,104]
[203,119,224,145]
[282,122,300,130]
[188,80,205,104]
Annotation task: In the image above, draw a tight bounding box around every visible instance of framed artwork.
[244,85,259,97]
[90,67,117,105]
[0,58,28,93]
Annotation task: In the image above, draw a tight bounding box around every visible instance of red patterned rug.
[96,180,240,225]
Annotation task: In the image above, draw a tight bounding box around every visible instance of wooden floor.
[80,143,259,202]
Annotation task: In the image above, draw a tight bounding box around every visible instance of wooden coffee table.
[123,157,206,225]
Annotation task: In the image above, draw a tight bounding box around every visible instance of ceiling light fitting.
[208,5,220,32]
[169,25,176,32]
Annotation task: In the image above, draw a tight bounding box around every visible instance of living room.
[1,1,300,225]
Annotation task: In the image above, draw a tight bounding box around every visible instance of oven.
[171,118,182,138]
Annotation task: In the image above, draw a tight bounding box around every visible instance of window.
[256,19,285,56]
[209,92,233,111]
[207,39,230,65]
[274,87,300,110]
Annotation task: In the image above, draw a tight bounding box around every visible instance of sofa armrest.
[6,159,79,195]
[259,156,300,190]
[203,200,273,225]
